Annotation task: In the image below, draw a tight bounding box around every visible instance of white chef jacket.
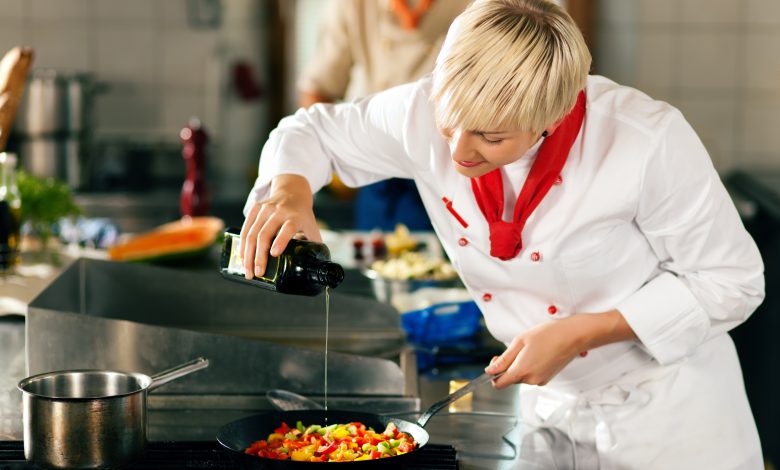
[245,75,765,469]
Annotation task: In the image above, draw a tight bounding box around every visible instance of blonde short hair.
[432,0,591,134]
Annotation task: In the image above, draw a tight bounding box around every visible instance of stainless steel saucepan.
[18,357,209,469]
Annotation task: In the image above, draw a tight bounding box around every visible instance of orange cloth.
[390,0,434,30]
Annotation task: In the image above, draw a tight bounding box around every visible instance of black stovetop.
[0,441,458,469]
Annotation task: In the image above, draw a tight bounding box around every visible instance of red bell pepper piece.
[317,441,338,455]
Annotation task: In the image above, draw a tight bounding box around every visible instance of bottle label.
[225,234,280,282]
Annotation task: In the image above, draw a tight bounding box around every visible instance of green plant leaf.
[16,170,82,229]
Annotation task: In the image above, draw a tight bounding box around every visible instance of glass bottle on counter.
[0,152,21,272]
[220,228,345,296]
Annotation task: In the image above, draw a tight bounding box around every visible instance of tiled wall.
[596,0,780,172]
[0,0,222,141]
[6,0,780,173]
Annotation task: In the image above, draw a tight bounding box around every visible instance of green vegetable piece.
[296,421,305,433]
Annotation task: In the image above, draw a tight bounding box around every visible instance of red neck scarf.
[470,91,586,261]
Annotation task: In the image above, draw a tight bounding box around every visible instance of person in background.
[243,0,765,467]
[298,0,471,231]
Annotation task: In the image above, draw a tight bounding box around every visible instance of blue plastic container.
[400,300,482,344]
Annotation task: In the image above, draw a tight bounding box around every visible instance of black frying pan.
[216,372,499,468]
[217,409,428,469]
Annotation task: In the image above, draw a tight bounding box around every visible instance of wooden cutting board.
[0,47,34,152]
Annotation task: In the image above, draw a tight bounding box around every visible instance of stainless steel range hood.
[26,259,419,414]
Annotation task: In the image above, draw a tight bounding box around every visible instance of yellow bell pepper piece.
[290,445,315,461]
[332,427,350,439]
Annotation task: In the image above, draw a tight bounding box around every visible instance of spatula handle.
[416,371,503,427]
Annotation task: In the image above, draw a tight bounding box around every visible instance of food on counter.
[384,224,419,255]
[370,251,457,281]
[108,216,223,263]
[245,421,417,462]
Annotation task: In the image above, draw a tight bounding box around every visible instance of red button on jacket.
[458,237,468,247]
[530,252,541,262]
[548,305,557,315]
[483,293,493,302]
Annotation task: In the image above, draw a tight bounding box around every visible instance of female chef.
[239,0,765,468]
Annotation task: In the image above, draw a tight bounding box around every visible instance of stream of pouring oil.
[324,286,330,421]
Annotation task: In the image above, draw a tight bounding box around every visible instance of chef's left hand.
[485,310,637,389]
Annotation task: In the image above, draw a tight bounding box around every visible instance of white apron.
[520,334,763,470]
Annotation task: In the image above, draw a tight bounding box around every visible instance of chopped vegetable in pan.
[244,421,418,461]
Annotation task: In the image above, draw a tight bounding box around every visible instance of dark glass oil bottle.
[220,228,344,296]
[0,153,22,272]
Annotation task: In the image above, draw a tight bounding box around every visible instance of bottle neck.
[313,261,345,288]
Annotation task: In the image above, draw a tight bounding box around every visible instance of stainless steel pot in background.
[18,137,82,187]
[18,357,209,469]
[14,69,100,189]
[15,69,94,135]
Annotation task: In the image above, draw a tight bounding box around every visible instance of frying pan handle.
[149,357,210,391]
[416,371,503,428]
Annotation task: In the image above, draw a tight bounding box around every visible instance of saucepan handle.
[148,357,209,392]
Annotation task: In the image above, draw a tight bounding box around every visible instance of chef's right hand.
[485,310,637,389]
[240,174,322,279]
